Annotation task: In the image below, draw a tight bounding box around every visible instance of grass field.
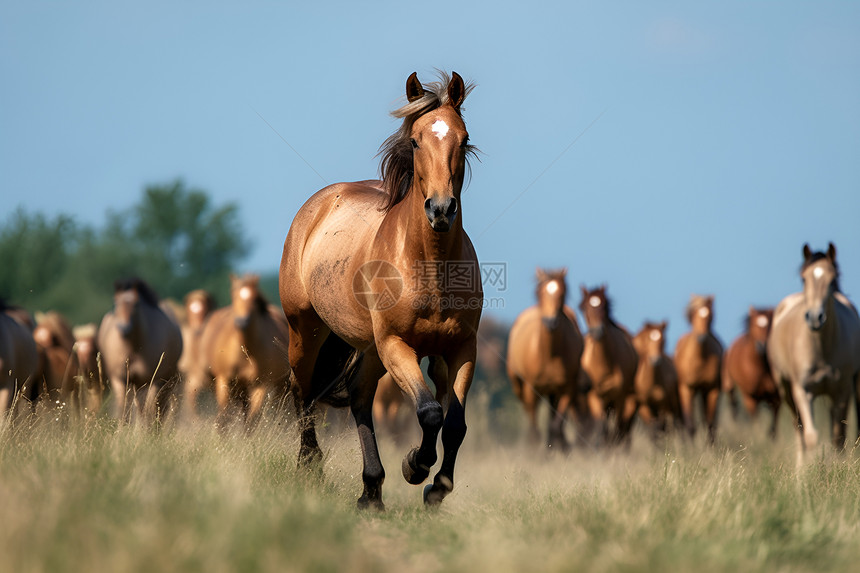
[1,394,859,573]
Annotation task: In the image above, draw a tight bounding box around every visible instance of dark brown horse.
[723,307,780,439]
[507,268,583,451]
[0,300,39,424]
[674,294,723,443]
[632,321,682,440]
[578,285,638,446]
[279,71,482,509]
[184,275,290,427]
[768,244,860,463]
[97,278,183,423]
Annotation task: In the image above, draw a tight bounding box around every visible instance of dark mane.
[801,251,841,291]
[113,277,160,306]
[235,275,269,314]
[579,286,619,328]
[378,71,478,212]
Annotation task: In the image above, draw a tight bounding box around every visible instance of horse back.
[0,313,38,385]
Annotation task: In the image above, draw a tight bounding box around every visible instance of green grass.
[1,397,859,573]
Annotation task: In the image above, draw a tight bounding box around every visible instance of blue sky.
[2,1,859,347]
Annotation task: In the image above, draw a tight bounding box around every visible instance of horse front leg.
[349,352,386,510]
[424,344,476,506]
[378,338,441,487]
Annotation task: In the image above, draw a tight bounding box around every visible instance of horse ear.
[827,242,836,262]
[406,72,424,103]
[749,305,756,316]
[535,267,546,282]
[802,243,812,261]
[447,71,466,111]
[560,267,568,277]
[661,320,668,330]
[580,285,588,299]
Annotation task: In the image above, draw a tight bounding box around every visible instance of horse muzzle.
[424,196,458,233]
[805,309,827,331]
[234,315,250,330]
[542,316,559,330]
[117,322,133,338]
[588,324,605,340]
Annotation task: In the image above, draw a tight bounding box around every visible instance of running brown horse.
[97,278,183,423]
[507,268,583,451]
[674,294,723,443]
[373,372,411,442]
[184,275,290,427]
[279,71,482,509]
[723,307,780,439]
[178,289,216,382]
[578,285,638,446]
[31,311,77,406]
[71,323,102,416]
[768,243,860,463]
[0,300,39,424]
[632,321,682,440]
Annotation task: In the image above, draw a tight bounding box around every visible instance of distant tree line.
[0,180,253,325]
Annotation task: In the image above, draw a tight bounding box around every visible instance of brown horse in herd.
[674,294,723,443]
[31,311,77,406]
[97,278,183,423]
[507,268,583,450]
[723,307,780,439]
[768,243,860,463]
[578,285,638,445]
[70,323,102,415]
[373,372,411,441]
[185,275,290,428]
[178,289,215,382]
[0,300,38,424]
[632,321,682,439]
[279,71,482,509]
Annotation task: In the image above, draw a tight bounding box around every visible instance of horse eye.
[460,137,470,148]
[410,138,419,149]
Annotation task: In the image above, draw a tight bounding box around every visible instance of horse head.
[801,242,839,332]
[579,284,611,340]
[686,294,714,343]
[747,306,773,354]
[535,267,567,330]
[231,274,264,331]
[636,321,667,365]
[380,71,476,233]
[184,289,215,330]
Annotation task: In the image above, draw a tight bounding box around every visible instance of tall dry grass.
[0,390,859,573]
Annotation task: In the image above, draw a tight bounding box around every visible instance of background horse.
[373,372,412,443]
[185,275,289,428]
[71,323,102,416]
[578,285,638,446]
[178,289,215,382]
[507,268,583,451]
[0,299,38,424]
[279,71,481,509]
[723,306,780,439]
[632,321,682,440]
[674,294,723,443]
[31,310,77,407]
[768,243,860,463]
[97,278,183,423]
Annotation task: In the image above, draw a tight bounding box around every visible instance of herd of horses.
[508,248,860,467]
[1,72,858,509]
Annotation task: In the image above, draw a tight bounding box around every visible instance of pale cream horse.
[768,243,860,463]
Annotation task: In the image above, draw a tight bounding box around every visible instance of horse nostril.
[424,198,433,212]
[446,197,458,217]
[805,311,811,323]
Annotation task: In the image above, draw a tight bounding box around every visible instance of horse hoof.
[402,448,431,485]
[422,480,450,507]
[357,496,385,511]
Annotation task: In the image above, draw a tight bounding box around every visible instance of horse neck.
[394,185,464,262]
[588,324,616,366]
[537,319,564,358]
[811,295,839,354]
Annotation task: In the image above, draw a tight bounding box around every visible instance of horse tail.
[309,333,364,408]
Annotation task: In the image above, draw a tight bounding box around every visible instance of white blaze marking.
[755,315,769,328]
[239,286,254,301]
[189,300,204,314]
[649,330,662,341]
[589,295,601,308]
[431,119,449,140]
[813,266,824,279]
[698,306,710,317]
[545,281,559,295]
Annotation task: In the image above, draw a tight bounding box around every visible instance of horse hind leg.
[830,396,850,451]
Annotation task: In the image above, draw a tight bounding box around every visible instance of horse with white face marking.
[578,285,638,446]
[279,71,481,509]
[632,321,682,441]
[723,306,780,439]
[507,269,584,451]
[768,243,860,463]
[674,294,723,443]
